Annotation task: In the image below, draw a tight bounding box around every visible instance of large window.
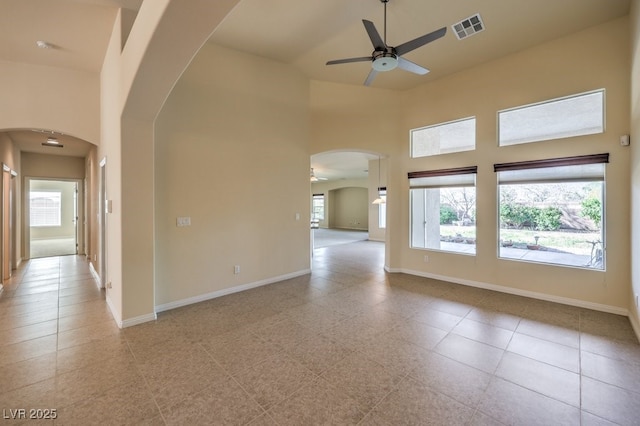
[496,154,607,270]
[411,117,476,157]
[499,90,604,146]
[312,193,325,221]
[409,167,477,255]
[30,191,62,227]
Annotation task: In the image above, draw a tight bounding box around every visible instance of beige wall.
[630,0,640,333]
[331,187,368,231]
[396,17,631,312]
[153,43,311,308]
[99,9,124,322]
[0,61,99,144]
[21,153,85,180]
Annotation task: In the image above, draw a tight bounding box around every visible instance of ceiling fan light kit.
[372,50,398,72]
[326,0,447,86]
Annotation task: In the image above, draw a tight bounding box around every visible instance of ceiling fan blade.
[397,57,429,75]
[364,69,378,86]
[395,27,447,56]
[326,56,372,66]
[362,19,386,50]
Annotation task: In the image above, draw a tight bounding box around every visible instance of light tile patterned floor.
[0,242,639,425]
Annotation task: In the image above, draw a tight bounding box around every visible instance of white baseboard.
[155,269,312,313]
[89,262,102,289]
[122,312,157,328]
[105,293,157,328]
[386,267,629,317]
[105,294,123,328]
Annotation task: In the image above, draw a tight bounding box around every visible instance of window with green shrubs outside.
[495,154,607,270]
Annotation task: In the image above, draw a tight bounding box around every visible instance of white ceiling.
[9,130,93,158]
[0,0,141,72]
[311,152,380,181]
[0,0,630,175]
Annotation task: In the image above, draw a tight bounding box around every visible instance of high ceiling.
[210,0,630,90]
[0,0,630,169]
[0,0,142,73]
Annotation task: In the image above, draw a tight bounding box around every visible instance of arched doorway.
[310,150,387,255]
[0,129,96,276]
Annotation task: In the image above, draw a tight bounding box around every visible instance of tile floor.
[0,241,639,425]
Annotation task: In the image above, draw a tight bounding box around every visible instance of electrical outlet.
[234,265,240,274]
[636,294,639,308]
[424,255,429,263]
[176,217,191,227]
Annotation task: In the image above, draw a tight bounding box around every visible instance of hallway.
[0,246,639,424]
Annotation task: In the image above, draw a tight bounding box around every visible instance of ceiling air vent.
[452,13,485,40]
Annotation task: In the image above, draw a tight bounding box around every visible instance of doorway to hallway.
[26,178,80,258]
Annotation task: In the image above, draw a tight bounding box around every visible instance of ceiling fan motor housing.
[372,48,398,71]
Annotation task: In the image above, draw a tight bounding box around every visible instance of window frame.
[498,89,605,147]
[30,190,62,227]
[410,116,476,158]
[495,153,608,270]
[312,193,325,221]
[409,166,478,255]
[378,187,386,229]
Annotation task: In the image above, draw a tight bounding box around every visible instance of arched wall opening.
[0,128,97,287]
[310,149,388,266]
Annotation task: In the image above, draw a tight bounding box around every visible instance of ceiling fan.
[310,168,328,182]
[326,0,446,86]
